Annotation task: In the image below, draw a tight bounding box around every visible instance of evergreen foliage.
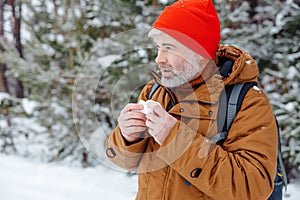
[0,0,299,181]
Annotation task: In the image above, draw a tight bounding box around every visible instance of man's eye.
[156,45,174,51]
[165,46,173,50]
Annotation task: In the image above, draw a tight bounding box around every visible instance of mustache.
[158,64,171,70]
[158,68,180,78]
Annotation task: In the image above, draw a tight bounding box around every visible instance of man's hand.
[118,103,147,142]
[145,101,178,145]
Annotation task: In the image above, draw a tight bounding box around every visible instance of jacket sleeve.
[156,88,278,199]
[105,82,153,171]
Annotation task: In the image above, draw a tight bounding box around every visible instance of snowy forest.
[0,0,299,186]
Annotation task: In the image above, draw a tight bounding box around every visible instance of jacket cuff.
[110,127,148,153]
[106,127,148,170]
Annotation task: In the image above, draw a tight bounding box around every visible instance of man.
[106,0,278,199]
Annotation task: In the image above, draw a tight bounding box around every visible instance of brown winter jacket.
[106,45,278,200]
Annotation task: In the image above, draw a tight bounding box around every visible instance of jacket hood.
[216,45,259,85]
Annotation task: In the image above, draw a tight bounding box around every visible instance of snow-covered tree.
[0,0,167,166]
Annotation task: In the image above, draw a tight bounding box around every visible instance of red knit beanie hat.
[153,0,221,59]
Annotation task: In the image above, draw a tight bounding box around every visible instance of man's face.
[153,33,209,87]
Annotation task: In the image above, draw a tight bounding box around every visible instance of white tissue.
[138,100,155,114]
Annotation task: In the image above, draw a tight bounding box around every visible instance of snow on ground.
[0,154,299,200]
[0,154,137,200]
[284,182,300,200]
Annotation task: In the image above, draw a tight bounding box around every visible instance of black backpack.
[148,60,287,199]
[213,81,287,200]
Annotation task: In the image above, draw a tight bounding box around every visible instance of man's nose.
[155,49,167,65]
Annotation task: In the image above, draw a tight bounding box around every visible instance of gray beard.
[160,53,202,88]
[161,76,189,88]
[161,70,198,88]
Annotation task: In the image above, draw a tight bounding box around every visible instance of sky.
[0,154,299,200]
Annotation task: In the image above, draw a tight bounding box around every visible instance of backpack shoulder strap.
[275,117,288,191]
[227,82,258,130]
[148,81,174,112]
[226,83,245,130]
[148,81,160,100]
[211,82,257,144]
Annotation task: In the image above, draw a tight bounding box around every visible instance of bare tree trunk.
[9,0,24,98]
[53,0,58,17]
[248,0,258,21]
[0,64,8,93]
[12,1,23,57]
[0,0,4,35]
[0,0,9,93]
